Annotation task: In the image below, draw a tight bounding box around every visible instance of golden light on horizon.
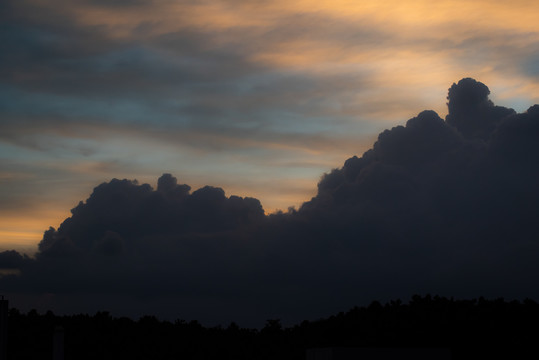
[0,211,72,254]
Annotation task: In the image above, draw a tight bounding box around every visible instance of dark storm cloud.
[3,78,539,326]
[40,175,264,255]
[0,250,28,269]
[446,78,516,139]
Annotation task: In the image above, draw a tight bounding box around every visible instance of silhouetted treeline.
[7,295,539,359]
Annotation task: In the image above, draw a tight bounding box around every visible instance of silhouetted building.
[306,347,451,360]
[0,296,7,360]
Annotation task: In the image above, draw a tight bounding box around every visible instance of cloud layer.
[2,78,539,327]
[3,0,539,247]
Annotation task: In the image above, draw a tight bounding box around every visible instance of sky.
[2,0,539,327]
[2,0,539,252]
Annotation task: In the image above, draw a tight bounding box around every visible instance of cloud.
[3,0,539,327]
[0,250,27,269]
[446,78,515,139]
[6,0,539,131]
[2,79,539,327]
[4,0,539,187]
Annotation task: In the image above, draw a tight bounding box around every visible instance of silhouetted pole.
[0,296,7,360]
[54,326,64,360]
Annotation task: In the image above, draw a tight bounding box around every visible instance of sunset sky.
[2,0,539,253]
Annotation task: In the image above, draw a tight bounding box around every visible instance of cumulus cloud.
[5,0,539,234]
[2,79,539,327]
[446,78,516,139]
[0,250,27,269]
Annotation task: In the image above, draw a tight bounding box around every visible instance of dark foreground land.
[6,295,539,359]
